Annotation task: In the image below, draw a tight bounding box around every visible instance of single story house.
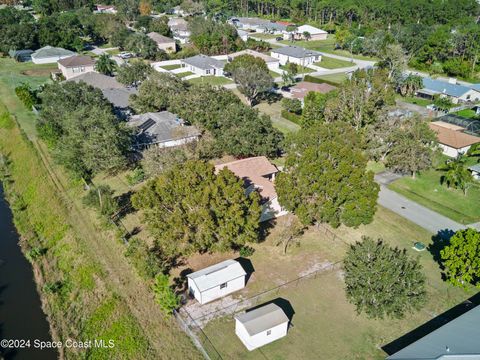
[386,304,480,359]
[128,111,200,149]
[67,72,137,119]
[94,4,117,14]
[468,164,480,179]
[31,46,75,64]
[57,55,95,80]
[230,17,287,34]
[8,49,33,62]
[215,157,288,222]
[235,303,289,351]
[294,25,328,40]
[227,49,280,71]
[289,81,336,102]
[147,32,176,53]
[429,121,480,157]
[181,54,225,76]
[187,259,246,305]
[270,46,321,66]
[417,77,480,104]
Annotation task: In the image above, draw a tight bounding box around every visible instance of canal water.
[0,185,57,360]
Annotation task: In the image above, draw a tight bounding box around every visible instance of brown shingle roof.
[290,81,336,100]
[147,32,175,44]
[214,157,278,200]
[58,55,95,67]
[429,122,480,149]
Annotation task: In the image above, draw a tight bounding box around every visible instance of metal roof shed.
[187,259,246,304]
[235,303,289,351]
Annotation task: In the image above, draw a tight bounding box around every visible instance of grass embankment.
[201,207,471,359]
[389,169,480,224]
[0,105,153,359]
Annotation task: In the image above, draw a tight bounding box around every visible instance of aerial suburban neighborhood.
[0,0,480,360]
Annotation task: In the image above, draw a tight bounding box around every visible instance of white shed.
[187,259,246,304]
[235,303,289,351]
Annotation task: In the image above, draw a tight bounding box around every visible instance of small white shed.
[187,259,246,304]
[235,303,289,351]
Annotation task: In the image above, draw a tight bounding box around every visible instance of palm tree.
[95,54,117,76]
[399,74,423,97]
[438,155,474,196]
[303,31,311,41]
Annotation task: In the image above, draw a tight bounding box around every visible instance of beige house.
[147,32,177,53]
[57,55,95,80]
[429,121,480,157]
[215,157,288,222]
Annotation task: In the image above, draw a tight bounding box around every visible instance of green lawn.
[367,160,386,174]
[254,100,300,134]
[187,76,233,86]
[161,64,182,70]
[455,109,479,119]
[176,71,194,78]
[308,72,348,85]
[389,169,480,224]
[280,64,314,74]
[397,95,433,107]
[201,207,471,359]
[106,48,120,56]
[314,55,354,69]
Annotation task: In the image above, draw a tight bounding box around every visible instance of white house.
[235,303,289,351]
[294,25,328,40]
[270,46,321,66]
[147,32,176,53]
[215,157,288,222]
[429,121,480,157]
[227,49,280,71]
[128,111,200,149]
[57,55,95,79]
[31,46,75,64]
[168,18,191,44]
[181,54,225,76]
[187,259,246,305]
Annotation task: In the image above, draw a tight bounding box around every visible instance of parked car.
[275,36,283,41]
[119,52,134,59]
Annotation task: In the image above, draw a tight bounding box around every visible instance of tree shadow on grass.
[428,228,455,279]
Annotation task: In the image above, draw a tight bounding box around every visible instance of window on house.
[220,282,227,289]
[266,330,272,336]
[206,69,211,75]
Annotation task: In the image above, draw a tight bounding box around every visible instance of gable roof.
[429,122,480,149]
[235,303,289,336]
[187,259,246,292]
[128,111,200,145]
[296,24,327,35]
[468,84,480,92]
[421,78,475,98]
[235,17,271,27]
[68,72,124,90]
[271,45,322,58]
[58,55,95,67]
[32,46,75,60]
[102,87,137,108]
[227,49,279,64]
[182,54,225,70]
[147,32,175,44]
[387,305,480,359]
[290,81,336,100]
[214,157,278,201]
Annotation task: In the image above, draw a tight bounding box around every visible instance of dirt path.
[34,141,202,360]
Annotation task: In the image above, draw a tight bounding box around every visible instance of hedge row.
[281,109,302,125]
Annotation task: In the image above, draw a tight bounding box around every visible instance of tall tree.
[441,228,480,289]
[117,61,153,87]
[95,54,117,76]
[132,160,262,257]
[276,121,379,228]
[344,237,427,319]
[438,156,474,195]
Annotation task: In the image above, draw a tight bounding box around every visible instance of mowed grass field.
[200,208,471,359]
[314,55,354,69]
[389,169,480,224]
[188,76,234,86]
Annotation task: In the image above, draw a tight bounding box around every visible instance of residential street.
[375,172,479,235]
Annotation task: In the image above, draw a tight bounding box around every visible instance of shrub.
[239,245,255,257]
[126,167,145,186]
[83,185,118,217]
[281,98,302,115]
[152,273,180,315]
[125,238,165,279]
[281,109,302,125]
[15,83,38,110]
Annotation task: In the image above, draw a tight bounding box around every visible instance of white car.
[119,52,134,59]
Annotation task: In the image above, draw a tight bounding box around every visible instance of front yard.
[314,56,354,69]
[187,76,234,86]
[197,207,471,359]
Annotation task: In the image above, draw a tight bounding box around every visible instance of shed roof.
[147,32,175,44]
[429,122,480,149]
[128,111,200,146]
[235,303,289,336]
[296,25,327,35]
[182,54,225,70]
[228,49,279,64]
[387,305,480,359]
[31,46,75,59]
[421,77,475,98]
[58,55,95,67]
[271,45,321,59]
[187,259,246,292]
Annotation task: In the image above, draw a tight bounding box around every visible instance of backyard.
[307,72,348,85]
[192,207,471,359]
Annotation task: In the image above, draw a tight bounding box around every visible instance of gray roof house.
[31,46,75,64]
[128,111,200,149]
[181,55,225,76]
[417,77,480,103]
[270,46,322,66]
[386,304,480,359]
